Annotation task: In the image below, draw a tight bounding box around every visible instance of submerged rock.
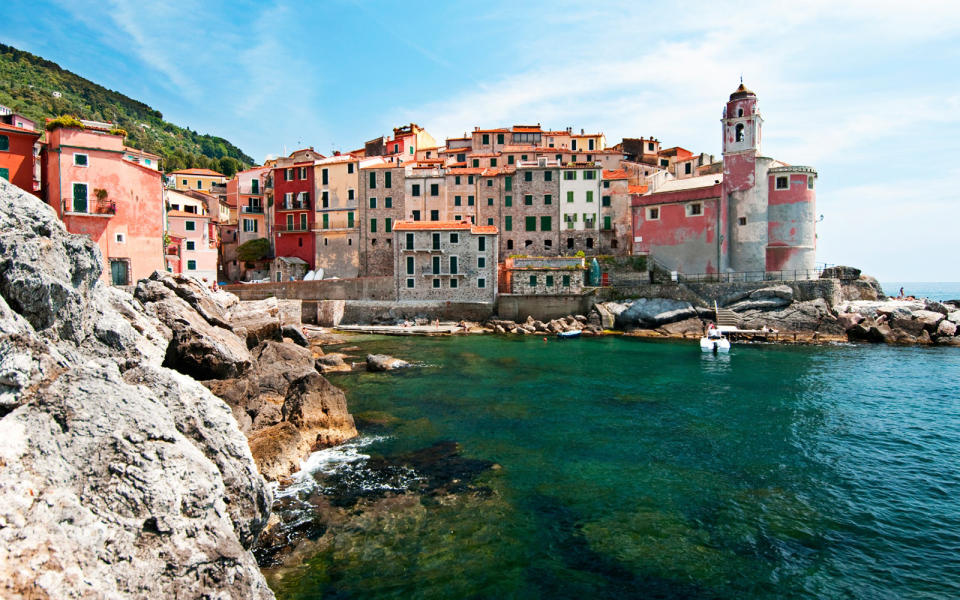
[367,353,411,371]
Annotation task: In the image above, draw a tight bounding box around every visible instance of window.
[507,240,514,250]
[602,195,611,207]
[505,176,512,191]
[567,191,574,203]
[684,162,692,175]
[196,180,202,189]
[454,175,462,185]
[116,233,125,244]
[487,218,494,225]
[735,123,745,142]
[478,257,486,268]
[647,207,659,220]
[524,171,533,182]
[185,220,196,231]
[738,107,744,117]
[505,216,513,231]
[544,194,552,205]
[348,163,354,174]
[433,278,441,288]
[187,260,196,270]
[243,218,258,232]
[468,175,475,185]
[430,209,439,221]
[370,218,377,233]
[299,167,307,179]
[544,239,552,248]
[647,142,654,151]
[432,233,441,250]
[505,195,512,207]
[322,168,329,185]
[385,197,392,208]
[525,216,536,231]
[348,189,355,201]
[185,240,195,251]
[603,216,612,230]
[541,216,552,231]
[738,216,747,226]
[286,214,294,230]
[370,197,377,209]
[478,278,486,288]
[571,139,578,151]
[405,256,415,275]
[300,213,307,230]
[457,153,466,162]
[74,153,88,166]
[686,202,703,216]
[525,194,533,206]
[385,218,392,232]
[563,274,572,287]
[430,183,439,196]
[385,172,392,188]
[285,168,293,181]
[584,170,596,180]
[322,190,329,208]
[508,155,515,165]
[776,176,789,190]
[412,210,421,221]
[567,237,574,249]
[586,238,594,249]
[322,213,329,229]
[369,172,377,189]
[0,135,8,151]
[544,171,553,181]
[472,159,480,167]
[478,236,486,251]
[529,275,537,287]
[412,184,421,196]
[604,180,610,189]
[546,275,554,287]
[586,191,594,203]
[497,133,504,144]
[808,175,815,190]
[407,278,415,288]
[405,232,414,248]
[490,158,497,167]
[71,182,88,212]
[486,179,493,187]
[455,195,462,206]
[450,233,459,243]
[487,197,493,206]
[450,256,458,274]
[482,134,489,145]
[450,278,458,289]
[564,171,577,180]
[660,159,669,167]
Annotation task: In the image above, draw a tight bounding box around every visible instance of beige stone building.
[394,221,498,302]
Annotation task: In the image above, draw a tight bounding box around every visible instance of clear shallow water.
[266,336,960,599]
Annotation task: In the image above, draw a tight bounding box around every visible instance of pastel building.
[42,124,164,285]
[393,221,498,302]
[272,148,324,272]
[170,168,227,192]
[0,116,41,193]
[631,84,817,277]
[164,190,218,282]
[315,154,361,278]
[559,163,602,253]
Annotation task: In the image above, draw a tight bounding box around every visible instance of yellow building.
[314,154,362,277]
[170,168,227,192]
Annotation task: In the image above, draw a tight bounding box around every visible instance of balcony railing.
[241,205,264,214]
[277,200,311,211]
[276,223,309,233]
[63,198,116,216]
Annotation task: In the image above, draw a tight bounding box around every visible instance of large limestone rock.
[228,297,282,348]
[738,298,843,334]
[254,340,317,396]
[821,265,862,280]
[247,422,304,482]
[282,372,358,449]
[724,285,793,312]
[615,298,697,328]
[367,353,411,371]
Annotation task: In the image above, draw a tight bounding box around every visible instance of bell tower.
[722,82,762,157]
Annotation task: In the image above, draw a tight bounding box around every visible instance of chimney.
[581,128,584,135]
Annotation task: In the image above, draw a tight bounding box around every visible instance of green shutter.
[385,171,392,188]
[525,195,532,205]
[0,167,8,181]
[505,176,512,191]
[546,275,554,286]
[540,216,551,231]
[567,191,574,203]
[406,256,414,274]
[525,216,536,231]
[586,191,594,202]
[385,218,392,233]
[505,195,512,207]
[505,216,512,231]
[544,194,552,204]
[0,135,9,152]
[370,218,377,233]
[529,275,536,286]
[369,171,376,188]
[348,212,354,227]
[563,275,570,287]
[604,216,611,230]
[323,213,329,229]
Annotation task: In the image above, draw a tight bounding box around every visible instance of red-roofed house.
[393,220,498,302]
[170,168,227,193]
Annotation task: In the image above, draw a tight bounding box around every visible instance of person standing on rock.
[900,286,905,299]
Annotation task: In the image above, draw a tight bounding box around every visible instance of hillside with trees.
[0,43,254,175]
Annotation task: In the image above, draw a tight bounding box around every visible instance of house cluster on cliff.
[1,84,817,294]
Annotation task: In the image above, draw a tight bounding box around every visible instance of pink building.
[166,210,218,282]
[42,124,164,285]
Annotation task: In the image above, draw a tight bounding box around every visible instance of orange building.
[0,121,41,193]
[43,124,164,285]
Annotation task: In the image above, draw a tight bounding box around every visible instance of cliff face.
[0,180,274,598]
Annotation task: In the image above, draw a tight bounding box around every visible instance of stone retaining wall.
[223,276,393,301]
[341,300,496,324]
[497,292,596,321]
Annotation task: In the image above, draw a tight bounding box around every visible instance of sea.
[262,334,960,599]
[881,282,960,302]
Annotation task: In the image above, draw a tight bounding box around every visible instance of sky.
[3,0,959,282]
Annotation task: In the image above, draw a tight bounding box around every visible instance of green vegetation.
[0,43,254,173]
[237,238,271,262]
[45,114,83,131]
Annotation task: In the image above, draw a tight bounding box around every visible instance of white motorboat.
[700,328,731,353]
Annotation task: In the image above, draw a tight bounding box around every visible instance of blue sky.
[3,1,959,282]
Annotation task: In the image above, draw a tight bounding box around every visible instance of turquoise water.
[882,282,960,302]
[265,336,960,599]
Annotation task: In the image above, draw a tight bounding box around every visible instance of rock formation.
[0,180,274,598]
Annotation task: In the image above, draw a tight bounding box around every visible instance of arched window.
[737,108,743,117]
[735,123,745,142]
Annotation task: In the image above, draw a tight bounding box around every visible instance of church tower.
[721,82,768,273]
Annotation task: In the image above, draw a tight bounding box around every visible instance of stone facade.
[394,221,498,302]
[504,164,559,257]
[505,256,587,295]
[600,171,631,254]
[359,163,405,276]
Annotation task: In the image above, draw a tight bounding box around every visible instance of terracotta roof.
[628,185,649,194]
[393,220,498,234]
[446,162,467,167]
[439,147,470,154]
[167,210,209,218]
[501,144,538,153]
[446,167,486,175]
[123,146,161,159]
[657,147,692,158]
[570,133,601,138]
[482,166,516,177]
[170,168,225,177]
[473,128,510,133]
[603,169,629,180]
[542,130,569,136]
[0,122,41,136]
[512,126,542,132]
[467,152,499,158]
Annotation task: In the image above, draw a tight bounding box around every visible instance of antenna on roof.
[740,73,743,84]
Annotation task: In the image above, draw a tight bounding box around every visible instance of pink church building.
[632,83,817,277]
[42,124,165,285]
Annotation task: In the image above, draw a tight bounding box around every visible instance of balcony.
[241,205,265,214]
[276,223,309,233]
[276,200,311,211]
[63,198,115,217]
